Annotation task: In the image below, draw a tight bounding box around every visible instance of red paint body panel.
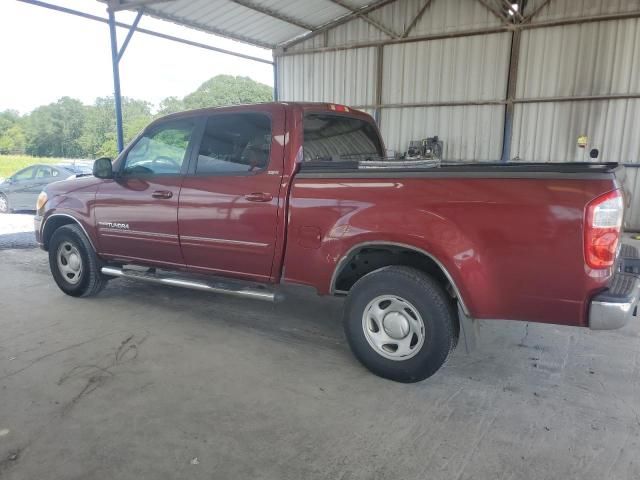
[94,176,185,268]
[282,176,617,326]
[36,102,622,329]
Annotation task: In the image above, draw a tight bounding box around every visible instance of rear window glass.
[196,113,272,174]
[303,114,383,162]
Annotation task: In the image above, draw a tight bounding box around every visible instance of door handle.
[244,192,273,202]
[152,190,173,199]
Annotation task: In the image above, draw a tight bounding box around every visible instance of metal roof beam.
[281,0,399,48]
[107,0,173,12]
[278,8,640,56]
[476,0,509,24]
[501,0,524,22]
[402,0,434,38]
[117,9,143,61]
[226,0,316,31]
[140,7,276,48]
[17,0,274,63]
[328,0,400,38]
[521,0,553,23]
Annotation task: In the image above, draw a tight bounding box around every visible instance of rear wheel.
[49,224,107,297]
[0,193,8,213]
[343,266,456,383]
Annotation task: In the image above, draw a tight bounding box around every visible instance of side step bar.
[101,266,283,303]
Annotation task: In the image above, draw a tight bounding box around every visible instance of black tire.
[0,193,9,214]
[343,266,456,383]
[48,224,107,297]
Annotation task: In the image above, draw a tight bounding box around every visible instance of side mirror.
[93,157,113,179]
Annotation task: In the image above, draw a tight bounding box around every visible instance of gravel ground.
[0,213,37,249]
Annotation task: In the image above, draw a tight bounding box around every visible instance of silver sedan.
[0,163,92,213]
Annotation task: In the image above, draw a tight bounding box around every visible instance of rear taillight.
[584,189,624,269]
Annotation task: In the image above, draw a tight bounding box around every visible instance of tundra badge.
[98,221,130,230]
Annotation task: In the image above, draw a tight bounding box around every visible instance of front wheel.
[48,224,107,297]
[343,266,457,383]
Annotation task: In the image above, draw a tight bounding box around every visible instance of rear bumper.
[589,268,639,330]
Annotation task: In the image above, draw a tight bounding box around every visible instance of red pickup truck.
[35,102,638,382]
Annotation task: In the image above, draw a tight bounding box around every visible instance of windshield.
[303,113,383,162]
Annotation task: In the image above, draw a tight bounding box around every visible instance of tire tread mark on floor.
[0,331,122,380]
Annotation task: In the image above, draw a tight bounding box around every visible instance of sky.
[0,0,275,114]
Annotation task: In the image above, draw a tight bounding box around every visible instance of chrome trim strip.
[101,266,281,302]
[180,235,269,248]
[329,241,470,315]
[98,228,178,240]
[100,233,179,245]
[41,213,96,251]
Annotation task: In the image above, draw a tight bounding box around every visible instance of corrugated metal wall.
[276,0,640,227]
[381,32,510,160]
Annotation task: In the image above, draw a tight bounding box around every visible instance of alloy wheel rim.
[57,241,83,285]
[361,295,425,361]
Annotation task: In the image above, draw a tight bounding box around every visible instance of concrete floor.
[1,219,640,479]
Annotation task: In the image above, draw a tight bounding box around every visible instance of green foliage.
[183,75,273,110]
[79,96,152,159]
[1,74,273,160]
[157,96,184,116]
[0,110,27,155]
[24,97,87,157]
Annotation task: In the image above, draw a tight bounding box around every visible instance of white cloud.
[0,0,274,114]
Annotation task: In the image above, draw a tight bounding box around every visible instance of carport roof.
[105,0,399,49]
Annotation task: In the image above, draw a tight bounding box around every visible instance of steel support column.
[374,45,384,125]
[108,10,124,153]
[501,28,521,163]
[273,57,279,101]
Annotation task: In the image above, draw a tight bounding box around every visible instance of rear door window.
[196,113,272,174]
[303,114,383,162]
[35,166,59,179]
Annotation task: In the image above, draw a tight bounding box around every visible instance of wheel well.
[333,245,463,343]
[334,245,455,300]
[42,216,79,251]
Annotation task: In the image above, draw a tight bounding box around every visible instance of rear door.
[32,165,63,197]
[94,118,197,268]
[178,107,285,282]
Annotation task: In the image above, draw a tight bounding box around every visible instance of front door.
[178,108,285,282]
[94,118,197,268]
[8,166,38,210]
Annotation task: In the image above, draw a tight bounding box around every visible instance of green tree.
[182,75,273,110]
[0,110,26,154]
[0,125,26,154]
[157,96,184,116]
[24,97,87,157]
[4,75,272,160]
[79,96,152,158]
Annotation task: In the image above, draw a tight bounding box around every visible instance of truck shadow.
[97,278,348,353]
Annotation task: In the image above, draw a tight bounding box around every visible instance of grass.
[0,155,73,179]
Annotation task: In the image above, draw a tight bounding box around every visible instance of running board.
[101,266,283,303]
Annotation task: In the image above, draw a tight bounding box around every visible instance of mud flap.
[458,304,479,354]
